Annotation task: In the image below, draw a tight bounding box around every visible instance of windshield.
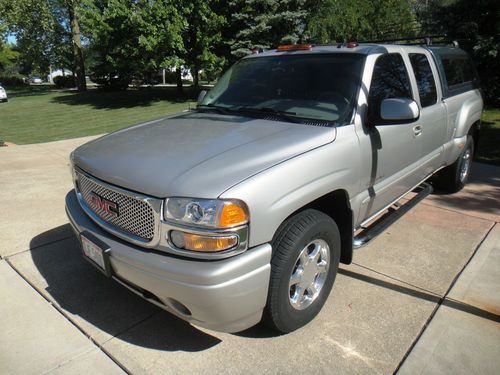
[201,54,364,124]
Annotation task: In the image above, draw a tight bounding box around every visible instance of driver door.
[358,52,423,220]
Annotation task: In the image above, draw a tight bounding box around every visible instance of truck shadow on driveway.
[29,225,222,352]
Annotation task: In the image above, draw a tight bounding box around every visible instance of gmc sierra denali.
[66,41,483,334]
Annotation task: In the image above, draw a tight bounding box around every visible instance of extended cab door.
[405,48,447,176]
[356,51,424,220]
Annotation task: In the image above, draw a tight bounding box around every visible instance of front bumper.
[65,190,272,333]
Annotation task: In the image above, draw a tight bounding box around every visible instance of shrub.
[0,74,25,87]
[89,74,130,90]
[53,75,76,88]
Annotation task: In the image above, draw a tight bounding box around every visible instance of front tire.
[433,135,474,193]
[263,209,340,333]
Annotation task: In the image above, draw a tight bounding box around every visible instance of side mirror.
[380,98,419,122]
[197,90,207,105]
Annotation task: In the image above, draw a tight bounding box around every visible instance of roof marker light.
[277,44,313,52]
[347,42,359,48]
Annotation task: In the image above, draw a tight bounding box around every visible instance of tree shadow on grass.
[50,86,203,110]
[7,85,59,98]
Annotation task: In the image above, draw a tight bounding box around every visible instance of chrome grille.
[76,171,156,241]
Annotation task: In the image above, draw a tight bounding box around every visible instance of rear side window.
[409,53,437,107]
[368,53,412,123]
[442,56,475,87]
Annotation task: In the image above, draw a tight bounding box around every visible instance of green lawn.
[476,107,500,166]
[0,86,196,144]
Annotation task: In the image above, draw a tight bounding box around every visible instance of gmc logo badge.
[89,192,119,217]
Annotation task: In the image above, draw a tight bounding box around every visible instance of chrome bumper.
[65,190,272,333]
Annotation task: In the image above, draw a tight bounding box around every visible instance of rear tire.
[433,135,474,193]
[263,209,340,333]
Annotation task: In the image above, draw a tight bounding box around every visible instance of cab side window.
[409,53,437,107]
[442,56,475,87]
[368,53,412,123]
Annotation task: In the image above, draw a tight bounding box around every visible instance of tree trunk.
[176,67,183,95]
[68,3,86,91]
[193,65,199,87]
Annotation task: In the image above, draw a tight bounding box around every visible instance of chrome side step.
[353,182,433,249]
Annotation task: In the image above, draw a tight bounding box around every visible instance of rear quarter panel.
[442,89,483,165]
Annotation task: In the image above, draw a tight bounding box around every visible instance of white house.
[47,69,73,83]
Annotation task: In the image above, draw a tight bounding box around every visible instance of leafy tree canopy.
[226,0,309,58]
[419,0,499,104]
[180,0,226,86]
[306,0,417,43]
[80,0,185,86]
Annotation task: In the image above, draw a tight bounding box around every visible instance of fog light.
[169,231,238,252]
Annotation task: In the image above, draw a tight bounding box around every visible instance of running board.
[353,182,433,249]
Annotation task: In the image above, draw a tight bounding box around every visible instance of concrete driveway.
[1,137,499,374]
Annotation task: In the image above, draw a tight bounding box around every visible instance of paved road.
[0,137,499,374]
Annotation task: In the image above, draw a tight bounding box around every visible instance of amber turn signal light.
[219,202,248,228]
[170,231,238,252]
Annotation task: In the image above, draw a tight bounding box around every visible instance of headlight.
[165,197,248,228]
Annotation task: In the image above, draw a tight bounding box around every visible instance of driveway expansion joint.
[4,258,132,375]
[393,222,497,373]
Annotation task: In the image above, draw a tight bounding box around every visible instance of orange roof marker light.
[276,44,313,52]
[347,41,359,48]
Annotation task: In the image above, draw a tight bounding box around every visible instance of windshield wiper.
[235,106,300,123]
[196,104,234,115]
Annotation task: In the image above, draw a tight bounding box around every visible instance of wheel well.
[299,190,353,264]
[468,121,480,155]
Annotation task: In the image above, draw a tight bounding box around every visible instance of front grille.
[76,171,156,241]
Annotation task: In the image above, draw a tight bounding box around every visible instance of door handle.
[413,125,422,136]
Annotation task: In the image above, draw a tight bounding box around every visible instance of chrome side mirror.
[197,90,207,105]
[380,98,419,122]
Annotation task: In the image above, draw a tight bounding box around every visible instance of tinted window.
[202,54,364,124]
[409,53,437,107]
[442,56,475,87]
[368,53,413,123]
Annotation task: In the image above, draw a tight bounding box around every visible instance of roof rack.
[359,35,458,47]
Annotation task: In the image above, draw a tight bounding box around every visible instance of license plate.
[80,232,111,276]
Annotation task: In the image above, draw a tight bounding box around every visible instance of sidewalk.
[0,136,499,374]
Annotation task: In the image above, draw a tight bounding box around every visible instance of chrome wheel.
[460,148,471,183]
[289,239,330,310]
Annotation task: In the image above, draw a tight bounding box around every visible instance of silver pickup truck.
[66,41,483,334]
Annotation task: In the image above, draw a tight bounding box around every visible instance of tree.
[180,0,226,87]
[418,0,499,105]
[306,0,417,43]
[67,1,87,90]
[0,0,87,90]
[0,0,55,75]
[81,0,184,89]
[223,0,309,60]
[0,43,20,74]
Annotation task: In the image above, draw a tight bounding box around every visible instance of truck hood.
[74,112,336,198]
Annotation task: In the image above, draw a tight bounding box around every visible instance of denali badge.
[89,192,119,217]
